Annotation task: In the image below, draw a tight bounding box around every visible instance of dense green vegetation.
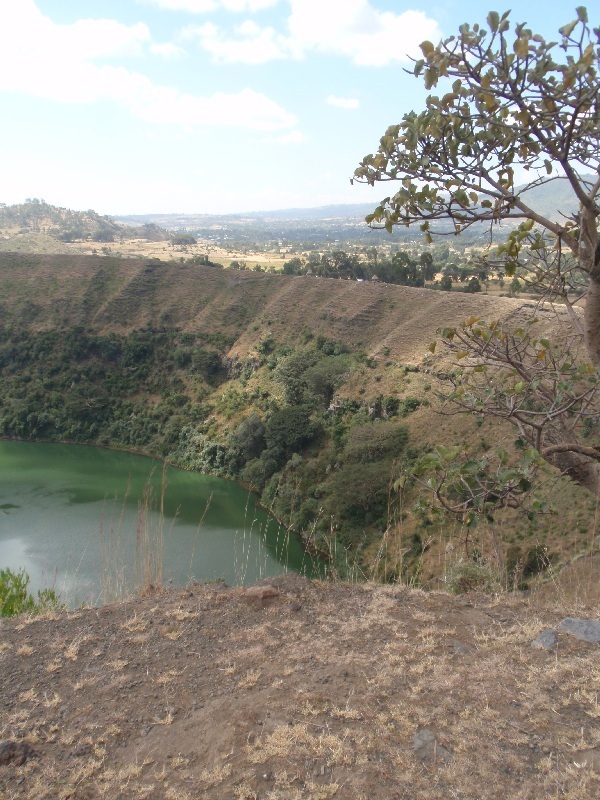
[0,325,422,577]
[0,326,230,448]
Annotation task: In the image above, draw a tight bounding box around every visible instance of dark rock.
[413,729,452,764]
[531,629,557,650]
[0,740,38,766]
[71,744,93,758]
[286,602,302,613]
[559,617,600,644]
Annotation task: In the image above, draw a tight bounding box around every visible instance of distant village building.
[371,274,380,282]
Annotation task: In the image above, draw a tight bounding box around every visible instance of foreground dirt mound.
[1,577,598,799]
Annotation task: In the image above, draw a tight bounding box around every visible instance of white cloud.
[326,95,360,109]
[181,20,298,63]
[150,42,188,59]
[139,0,279,12]
[188,0,441,66]
[289,0,441,66]
[0,1,295,131]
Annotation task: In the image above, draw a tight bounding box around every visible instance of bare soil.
[1,574,599,799]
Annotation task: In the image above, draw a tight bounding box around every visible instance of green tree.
[464,276,482,293]
[419,251,436,280]
[170,233,197,247]
[354,8,600,502]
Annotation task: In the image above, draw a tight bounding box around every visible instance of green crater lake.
[0,440,317,607]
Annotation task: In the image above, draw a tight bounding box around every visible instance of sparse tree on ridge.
[353,8,600,511]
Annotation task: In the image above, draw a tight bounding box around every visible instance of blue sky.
[0,1,591,215]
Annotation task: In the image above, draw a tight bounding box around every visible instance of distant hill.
[0,199,169,243]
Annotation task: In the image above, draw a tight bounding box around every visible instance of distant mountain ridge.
[0,174,591,250]
[114,203,378,228]
[114,175,591,229]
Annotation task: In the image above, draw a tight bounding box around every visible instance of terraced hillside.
[0,252,538,351]
[0,252,594,585]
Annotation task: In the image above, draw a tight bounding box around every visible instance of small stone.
[413,729,453,764]
[531,629,557,650]
[572,748,600,771]
[559,617,600,644]
[286,602,302,612]
[245,585,280,600]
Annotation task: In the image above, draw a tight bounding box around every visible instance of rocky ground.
[1,574,599,800]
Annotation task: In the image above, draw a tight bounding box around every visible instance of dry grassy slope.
[0,575,599,800]
[0,251,552,361]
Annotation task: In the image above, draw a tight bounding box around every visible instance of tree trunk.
[582,205,600,367]
[584,276,600,369]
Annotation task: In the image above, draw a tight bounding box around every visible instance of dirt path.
[1,576,599,799]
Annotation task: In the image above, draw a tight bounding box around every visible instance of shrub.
[444,560,501,595]
[343,421,408,463]
[326,461,397,524]
[0,568,62,617]
[265,405,319,455]
[229,413,266,464]
[303,355,351,407]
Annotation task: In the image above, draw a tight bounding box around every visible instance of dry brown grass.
[1,576,598,799]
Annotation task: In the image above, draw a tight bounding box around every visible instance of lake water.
[0,440,317,607]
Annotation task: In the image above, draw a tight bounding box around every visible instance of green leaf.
[420,40,435,57]
[424,68,439,90]
[576,7,588,22]
[487,11,500,32]
[513,36,529,58]
[413,59,425,76]
[559,19,578,38]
